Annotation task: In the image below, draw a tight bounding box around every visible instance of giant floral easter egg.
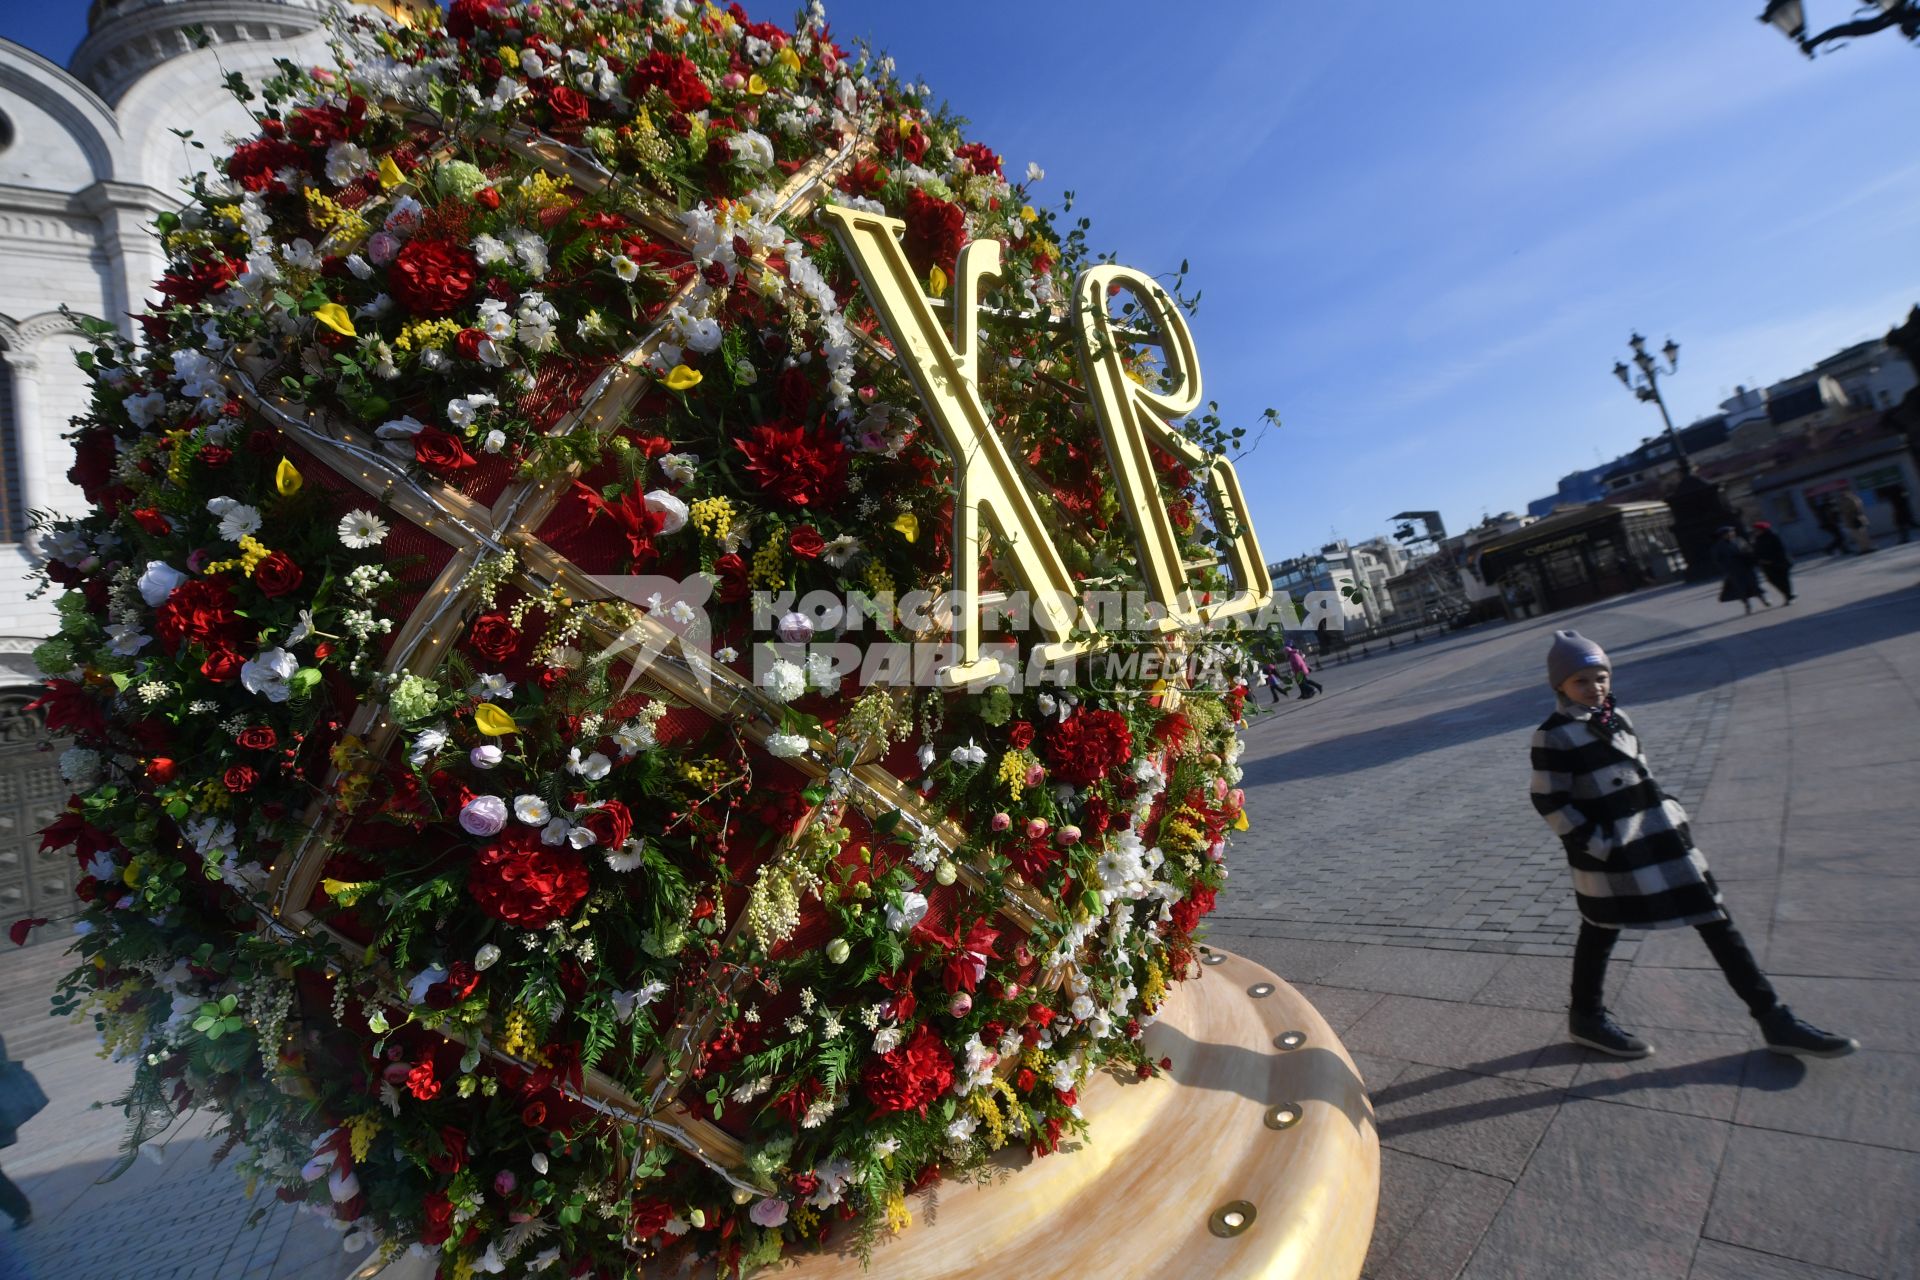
[35,1,1272,1273]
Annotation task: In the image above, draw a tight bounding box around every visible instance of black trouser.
[1572,917,1777,1018]
[0,1163,28,1225]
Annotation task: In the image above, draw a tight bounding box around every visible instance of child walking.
[1529,631,1856,1059]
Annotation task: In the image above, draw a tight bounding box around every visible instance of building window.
[0,110,14,154]
[0,353,20,543]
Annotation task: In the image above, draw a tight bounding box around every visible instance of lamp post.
[1759,0,1920,57]
[1610,332,1728,582]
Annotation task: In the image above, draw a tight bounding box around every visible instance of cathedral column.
[2,346,47,556]
[76,182,168,344]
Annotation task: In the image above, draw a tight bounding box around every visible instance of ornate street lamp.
[1759,0,1920,57]
[1610,332,1728,583]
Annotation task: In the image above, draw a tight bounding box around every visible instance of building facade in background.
[0,0,419,663]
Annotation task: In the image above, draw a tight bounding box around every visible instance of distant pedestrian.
[1834,488,1873,554]
[1711,527,1770,615]
[1813,497,1850,556]
[1529,631,1857,1060]
[1749,520,1794,604]
[1284,642,1323,699]
[0,1031,47,1229]
[1880,484,1916,545]
[1263,663,1288,703]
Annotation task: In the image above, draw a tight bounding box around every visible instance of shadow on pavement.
[1241,584,1919,786]
[1370,1050,1806,1143]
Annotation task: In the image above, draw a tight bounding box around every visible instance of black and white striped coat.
[1529,697,1727,930]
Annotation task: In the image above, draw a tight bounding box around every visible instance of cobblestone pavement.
[1215,538,1920,1280]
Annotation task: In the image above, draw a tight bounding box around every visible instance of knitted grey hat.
[1546,630,1610,690]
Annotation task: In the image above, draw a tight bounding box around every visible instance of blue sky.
[9,1,1918,561]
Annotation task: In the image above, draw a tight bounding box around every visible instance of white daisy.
[337,510,389,549]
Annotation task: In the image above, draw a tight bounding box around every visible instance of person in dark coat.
[0,1032,40,1229]
[1813,496,1850,556]
[1530,631,1857,1059]
[1880,484,1916,545]
[1263,662,1288,702]
[1749,520,1794,604]
[1711,526,1769,614]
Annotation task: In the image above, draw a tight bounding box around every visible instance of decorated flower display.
[33,1,1264,1275]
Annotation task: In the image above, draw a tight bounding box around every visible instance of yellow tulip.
[891,512,919,544]
[312,302,356,337]
[473,703,519,736]
[377,155,406,189]
[927,264,948,298]
[275,457,303,496]
[1232,810,1250,832]
[747,73,768,96]
[662,364,703,391]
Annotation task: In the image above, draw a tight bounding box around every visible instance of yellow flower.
[927,264,948,298]
[498,45,521,69]
[891,512,920,543]
[377,155,407,189]
[472,703,519,736]
[777,46,802,72]
[747,73,768,96]
[662,364,703,391]
[1233,809,1250,831]
[275,457,303,496]
[1020,205,1038,223]
[312,303,356,338]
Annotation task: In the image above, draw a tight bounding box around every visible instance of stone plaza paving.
[0,540,1915,1278]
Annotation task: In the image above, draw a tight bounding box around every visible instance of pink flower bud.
[1025,817,1049,839]
[948,992,973,1017]
[1024,763,1046,788]
[991,812,1012,832]
[1055,825,1081,847]
[494,1170,517,1197]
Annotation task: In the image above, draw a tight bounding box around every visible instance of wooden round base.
[781,948,1380,1280]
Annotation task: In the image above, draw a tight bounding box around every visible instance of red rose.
[475,186,501,211]
[419,1191,455,1246]
[155,579,241,653]
[520,1100,548,1128]
[627,51,711,111]
[735,422,847,510]
[201,647,245,683]
[251,550,304,597]
[1007,720,1035,750]
[545,83,591,126]
[425,961,481,1011]
[454,328,486,361]
[1015,1067,1037,1092]
[222,765,258,794]
[467,612,521,663]
[145,758,176,784]
[631,1197,674,1239]
[1043,709,1133,786]
[446,0,503,38]
[904,189,966,278]
[237,726,277,750]
[468,826,590,929]
[427,1125,468,1175]
[199,445,233,469]
[714,552,749,604]
[405,1059,440,1100]
[788,525,825,560]
[389,238,479,316]
[414,426,477,473]
[861,1024,954,1117]
[577,800,632,850]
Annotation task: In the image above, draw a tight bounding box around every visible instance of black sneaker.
[1759,1005,1858,1058]
[1569,1009,1654,1058]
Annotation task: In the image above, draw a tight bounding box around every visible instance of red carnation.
[467,613,521,663]
[1169,884,1218,937]
[467,826,590,929]
[628,51,712,111]
[154,578,242,654]
[1043,709,1133,786]
[788,525,825,560]
[860,1024,954,1117]
[903,188,966,278]
[735,422,847,510]
[251,550,304,597]
[414,426,477,473]
[389,238,479,316]
[405,1059,440,1101]
[225,136,303,193]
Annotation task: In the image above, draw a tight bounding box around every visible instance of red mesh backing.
[520,356,613,431]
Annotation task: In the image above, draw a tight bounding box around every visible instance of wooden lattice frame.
[214,117,1066,1192]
